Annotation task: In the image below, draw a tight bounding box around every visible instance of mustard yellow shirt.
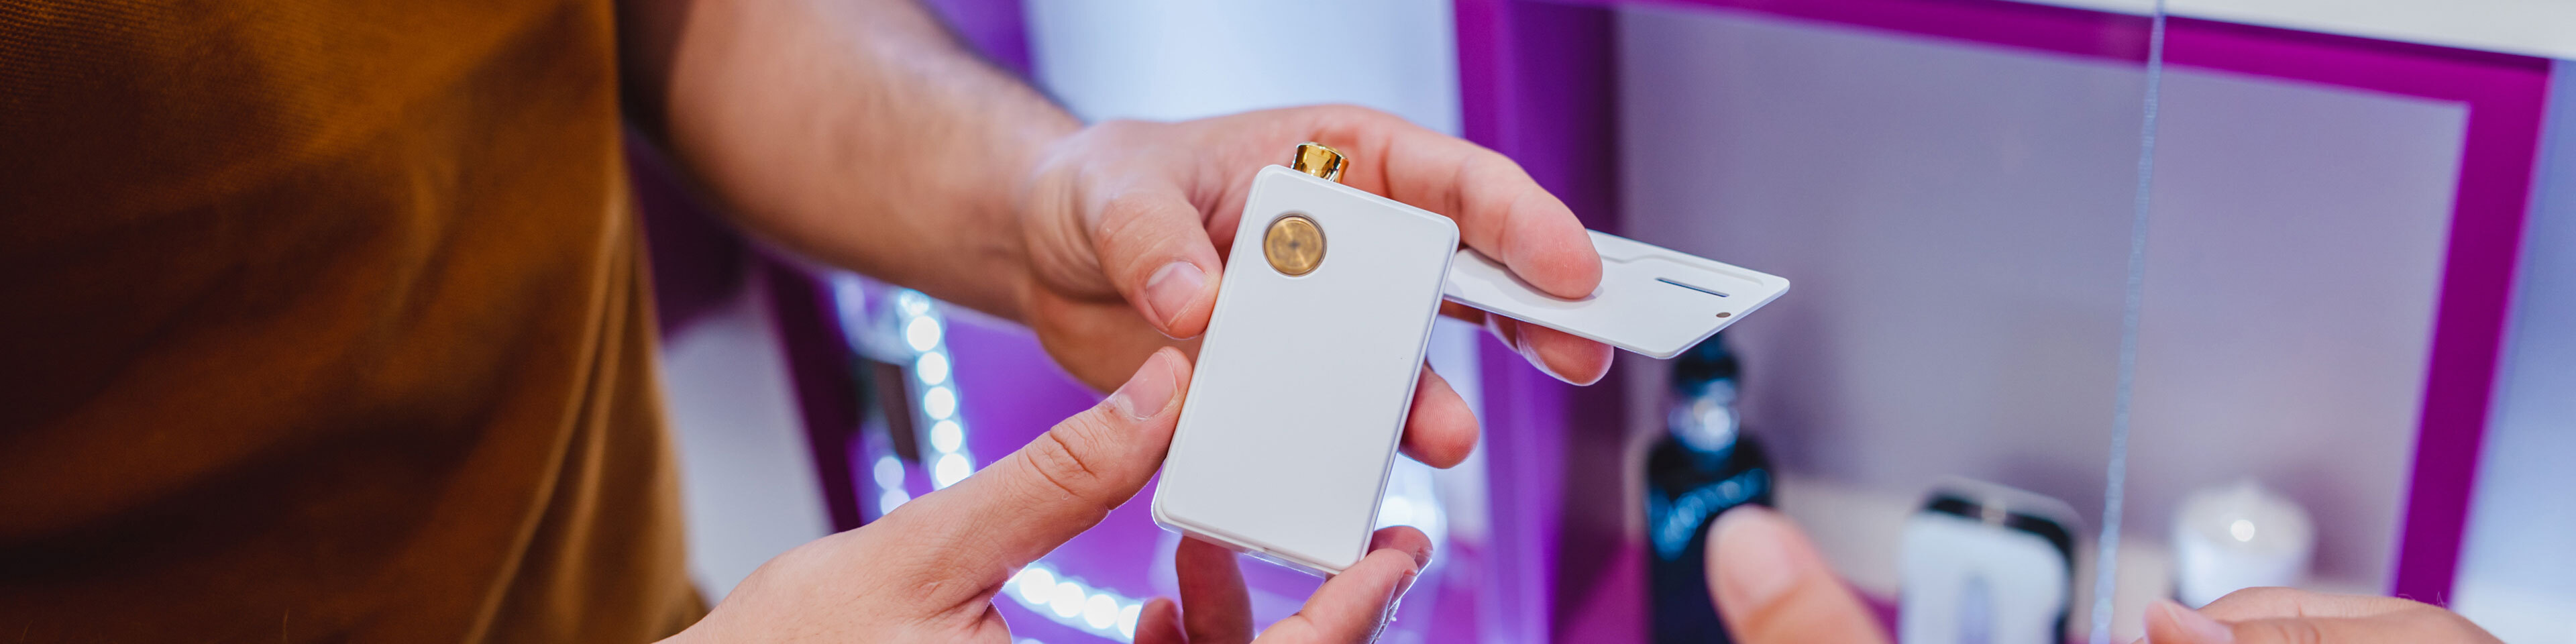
[1,0,702,639]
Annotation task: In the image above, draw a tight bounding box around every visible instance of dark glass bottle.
[1645,335,1775,644]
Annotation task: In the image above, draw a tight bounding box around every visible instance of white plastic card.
[1152,163,1788,576]
[1443,231,1790,360]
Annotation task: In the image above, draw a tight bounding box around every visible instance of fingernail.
[1143,261,1207,331]
[2151,599,2233,643]
[1376,567,1419,643]
[1511,323,1602,386]
[1369,531,1437,570]
[1108,350,1180,421]
[1504,327,1566,381]
[1709,506,1799,610]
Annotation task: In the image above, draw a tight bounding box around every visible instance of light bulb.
[929,420,963,453]
[1083,594,1119,629]
[923,386,957,421]
[934,453,973,488]
[1012,567,1055,604]
[1049,582,1085,618]
[873,455,906,490]
[916,352,951,385]
[904,316,943,352]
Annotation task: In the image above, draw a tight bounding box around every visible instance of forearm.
[621,0,1077,321]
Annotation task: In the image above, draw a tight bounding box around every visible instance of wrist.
[932,108,1079,325]
[1001,122,1091,325]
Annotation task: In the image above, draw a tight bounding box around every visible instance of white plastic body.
[1898,514,2072,644]
[1899,480,2080,644]
[1150,166,1459,576]
[1443,231,1790,360]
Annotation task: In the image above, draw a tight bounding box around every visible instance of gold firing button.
[1263,215,1326,276]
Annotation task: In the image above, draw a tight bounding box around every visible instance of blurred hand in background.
[1704,506,1892,644]
[2137,587,2501,644]
[1702,506,2502,644]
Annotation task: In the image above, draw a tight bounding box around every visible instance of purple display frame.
[1455,0,2551,627]
[690,0,2555,639]
[1454,3,1631,642]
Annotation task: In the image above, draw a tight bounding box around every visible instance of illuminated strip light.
[859,288,1144,641]
[892,290,976,492]
[1008,564,1147,641]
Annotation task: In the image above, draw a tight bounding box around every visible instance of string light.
[928,420,963,453]
[883,290,975,491]
[873,455,906,490]
[1010,564,1147,641]
[858,288,1147,641]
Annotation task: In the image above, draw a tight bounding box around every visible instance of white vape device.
[1152,144,1790,575]
[1898,479,2081,644]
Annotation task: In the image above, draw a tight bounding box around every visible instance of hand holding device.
[1152,144,1790,576]
[663,349,1424,644]
[1134,527,1436,644]
[1013,105,1617,470]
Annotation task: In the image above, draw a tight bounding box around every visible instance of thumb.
[1092,183,1226,339]
[1707,506,1890,644]
[887,347,1191,579]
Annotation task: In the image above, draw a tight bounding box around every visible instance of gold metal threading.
[1263,215,1326,276]
[1291,142,1346,183]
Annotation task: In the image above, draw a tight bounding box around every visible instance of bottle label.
[1648,468,1772,560]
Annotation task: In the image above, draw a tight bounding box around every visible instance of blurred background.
[637,1,2576,642]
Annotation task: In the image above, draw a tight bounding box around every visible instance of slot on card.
[1654,277,1731,299]
[1442,229,1788,359]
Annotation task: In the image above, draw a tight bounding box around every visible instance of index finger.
[1293,106,1605,300]
[881,348,1191,594]
[1709,506,1892,644]
[1254,527,1436,643]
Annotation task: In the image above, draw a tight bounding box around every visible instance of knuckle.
[2282,621,2329,644]
[1099,191,1174,228]
[1013,415,1119,508]
[1093,195,1197,269]
[1320,103,1383,123]
[1295,103,1376,123]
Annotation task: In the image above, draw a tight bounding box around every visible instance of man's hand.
[1700,506,2504,644]
[662,348,1424,643]
[2137,588,2502,644]
[1131,527,1434,644]
[1016,105,1615,468]
[626,0,1615,471]
[664,348,1189,642]
[1705,506,1892,644]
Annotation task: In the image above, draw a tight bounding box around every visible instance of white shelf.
[2015,0,2576,60]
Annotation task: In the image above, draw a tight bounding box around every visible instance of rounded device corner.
[1148,494,1184,533]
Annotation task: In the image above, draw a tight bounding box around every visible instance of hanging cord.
[2089,3,2169,643]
